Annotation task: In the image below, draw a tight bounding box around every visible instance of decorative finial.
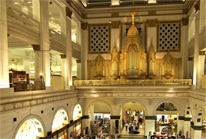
[131,11,135,25]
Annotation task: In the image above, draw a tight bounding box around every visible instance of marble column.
[181,17,189,78]
[66,8,72,87]
[191,126,202,139]
[0,0,9,88]
[76,60,81,79]
[60,54,67,88]
[32,45,42,82]
[32,0,40,21]
[177,116,184,135]
[144,116,156,137]
[110,115,120,135]
[81,22,88,80]
[111,21,120,52]
[90,105,94,122]
[184,117,191,138]
[40,0,50,87]
[198,51,205,88]
[192,8,200,88]
[23,59,30,74]
[146,19,157,52]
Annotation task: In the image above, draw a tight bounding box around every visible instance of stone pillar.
[90,105,94,122]
[82,115,90,135]
[147,19,157,52]
[184,117,191,138]
[76,60,81,79]
[177,116,184,135]
[198,51,205,88]
[145,116,156,137]
[60,6,66,37]
[0,0,9,88]
[32,45,42,81]
[192,4,200,88]
[60,54,67,88]
[181,17,189,78]
[191,126,202,139]
[23,59,30,74]
[66,8,72,87]
[111,21,120,52]
[32,0,40,21]
[110,115,120,135]
[81,22,88,80]
[40,0,50,87]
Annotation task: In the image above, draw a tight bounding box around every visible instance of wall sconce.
[40,73,43,79]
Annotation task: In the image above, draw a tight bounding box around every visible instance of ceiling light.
[148,0,156,4]
[14,2,19,5]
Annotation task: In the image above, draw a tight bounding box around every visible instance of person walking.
[125,123,128,131]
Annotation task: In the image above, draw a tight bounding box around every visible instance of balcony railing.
[74,79,192,87]
[7,5,39,32]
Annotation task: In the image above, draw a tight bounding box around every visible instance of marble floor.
[120,124,145,139]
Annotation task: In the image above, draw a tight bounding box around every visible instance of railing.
[74,79,192,87]
[14,81,45,92]
[7,5,39,32]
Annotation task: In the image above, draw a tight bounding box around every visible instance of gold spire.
[131,11,135,25]
[127,11,139,36]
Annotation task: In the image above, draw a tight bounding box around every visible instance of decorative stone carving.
[81,22,88,30]
[182,17,189,26]
[111,12,119,17]
[148,10,156,15]
[147,19,157,27]
[111,21,120,29]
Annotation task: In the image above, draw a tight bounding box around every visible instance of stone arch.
[193,106,205,125]
[51,106,70,132]
[153,100,180,115]
[86,99,113,115]
[118,99,148,116]
[13,114,46,139]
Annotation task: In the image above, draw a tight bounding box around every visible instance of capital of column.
[110,115,120,119]
[147,19,157,27]
[76,60,81,63]
[194,1,200,13]
[111,21,120,29]
[60,54,66,59]
[145,116,156,120]
[66,7,72,19]
[81,22,88,30]
[32,45,40,51]
[182,17,189,26]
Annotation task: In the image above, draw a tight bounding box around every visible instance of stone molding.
[148,10,156,15]
[111,21,120,29]
[111,12,119,17]
[147,19,157,27]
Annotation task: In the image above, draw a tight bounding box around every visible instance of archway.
[155,102,179,137]
[120,101,146,136]
[15,118,44,139]
[73,104,82,138]
[52,109,69,132]
[88,101,111,136]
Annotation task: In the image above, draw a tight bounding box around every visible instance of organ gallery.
[87,12,182,81]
